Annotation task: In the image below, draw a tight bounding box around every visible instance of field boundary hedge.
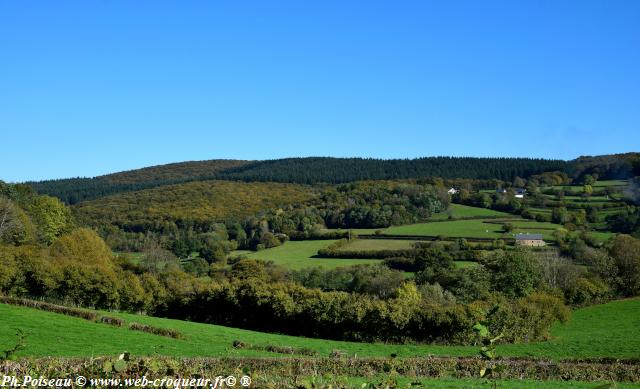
[232,340,318,356]
[0,296,182,340]
[0,296,98,322]
[128,322,182,339]
[427,216,521,222]
[2,356,639,383]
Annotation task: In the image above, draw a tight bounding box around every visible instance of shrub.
[100,316,124,327]
[230,341,318,356]
[2,355,640,383]
[565,277,611,306]
[384,257,417,272]
[128,322,182,339]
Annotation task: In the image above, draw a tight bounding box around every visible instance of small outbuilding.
[447,187,459,195]
[515,233,545,247]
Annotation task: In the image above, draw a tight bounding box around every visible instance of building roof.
[515,233,543,241]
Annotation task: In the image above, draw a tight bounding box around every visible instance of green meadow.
[336,239,419,251]
[1,298,639,360]
[385,219,559,240]
[429,204,514,220]
[232,240,382,270]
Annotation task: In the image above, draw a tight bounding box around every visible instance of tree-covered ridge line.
[24,159,251,204]
[24,156,570,204]
[219,156,573,183]
[24,153,640,205]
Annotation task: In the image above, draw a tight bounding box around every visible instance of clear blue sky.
[1,1,639,182]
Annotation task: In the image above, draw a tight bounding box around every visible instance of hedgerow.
[100,316,124,327]
[0,296,98,322]
[232,340,318,356]
[128,322,182,339]
[1,356,638,383]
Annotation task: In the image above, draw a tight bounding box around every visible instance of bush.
[100,316,124,327]
[486,292,570,343]
[2,355,640,384]
[384,257,417,272]
[231,340,317,356]
[128,322,182,339]
[565,277,611,306]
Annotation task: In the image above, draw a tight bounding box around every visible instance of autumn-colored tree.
[26,195,73,244]
[609,235,640,296]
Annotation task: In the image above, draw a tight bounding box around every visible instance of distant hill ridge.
[25,159,250,204]
[24,154,640,204]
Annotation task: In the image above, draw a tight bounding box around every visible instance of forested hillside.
[27,159,249,204]
[27,156,571,203]
[73,180,448,256]
[571,153,640,181]
[217,157,571,183]
[74,180,317,231]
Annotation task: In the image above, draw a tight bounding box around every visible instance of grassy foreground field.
[232,240,382,270]
[1,298,639,360]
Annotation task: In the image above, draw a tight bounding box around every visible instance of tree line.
[26,156,573,204]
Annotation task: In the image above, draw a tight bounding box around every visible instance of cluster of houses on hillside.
[495,188,526,198]
[446,187,546,246]
[447,187,527,199]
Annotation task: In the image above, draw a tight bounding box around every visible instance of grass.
[2,298,639,360]
[337,239,419,251]
[430,204,514,220]
[544,180,628,192]
[528,207,552,214]
[587,231,616,243]
[231,240,382,270]
[321,228,388,235]
[385,219,561,240]
[498,220,561,230]
[592,179,629,187]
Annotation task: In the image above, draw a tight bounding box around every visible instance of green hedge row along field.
[384,219,560,240]
[2,356,639,387]
[231,240,383,270]
[344,377,640,388]
[429,204,514,220]
[1,298,639,360]
[545,179,629,192]
[336,239,419,251]
[319,228,386,236]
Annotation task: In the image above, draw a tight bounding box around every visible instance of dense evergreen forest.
[28,156,568,203]
[216,157,570,184]
[25,159,249,204]
[26,154,640,205]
